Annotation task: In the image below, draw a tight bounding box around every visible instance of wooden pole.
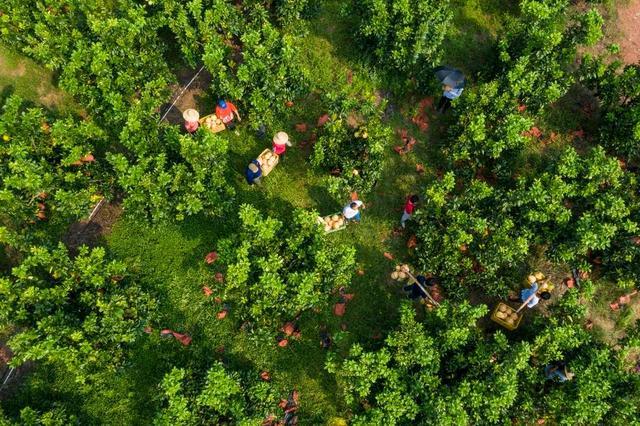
[515,291,538,314]
[401,266,440,307]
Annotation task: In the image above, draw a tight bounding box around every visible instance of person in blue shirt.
[403,275,437,300]
[512,281,551,308]
[437,84,464,113]
[245,160,262,185]
[545,362,574,382]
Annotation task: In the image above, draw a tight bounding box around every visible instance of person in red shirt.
[401,194,419,228]
[215,99,241,129]
[272,131,292,161]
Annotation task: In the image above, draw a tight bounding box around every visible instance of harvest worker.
[182,108,200,133]
[544,362,574,382]
[510,281,551,308]
[215,99,241,129]
[245,159,262,185]
[400,194,419,228]
[437,84,463,113]
[272,131,293,161]
[343,199,364,223]
[403,274,435,300]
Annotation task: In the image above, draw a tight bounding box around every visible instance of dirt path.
[616,0,640,64]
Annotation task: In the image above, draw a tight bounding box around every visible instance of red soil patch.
[617,0,640,64]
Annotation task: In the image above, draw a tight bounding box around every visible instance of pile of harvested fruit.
[528,271,554,292]
[318,214,346,232]
[257,149,280,175]
[491,302,521,330]
[390,264,411,281]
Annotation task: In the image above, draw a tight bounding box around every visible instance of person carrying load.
[272,131,293,161]
[245,160,262,185]
[509,275,551,308]
[343,200,364,223]
[215,99,241,129]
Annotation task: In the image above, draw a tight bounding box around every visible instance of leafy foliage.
[108,127,234,222]
[311,94,391,198]
[0,244,155,383]
[328,299,640,425]
[155,363,280,425]
[0,95,105,249]
[446,0,603,172]
[344,0,451,76]
[415,147,639,294]
[583,59,640,162]
[0,0,174,130]
[160,0,310,130]
[498,0,603,111]
[215,205,356,334]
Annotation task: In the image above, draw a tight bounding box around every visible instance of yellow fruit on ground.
[527,275,537,284]
[391,272,399,280]
[2,134,10,141]
[534,272,545,281]
[324,225,332,232]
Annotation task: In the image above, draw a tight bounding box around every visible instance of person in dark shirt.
[403,275,437,300]
[245,159,262,185]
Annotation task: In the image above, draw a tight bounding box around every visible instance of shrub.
[327,299,640,425]
[0,244,156,384]
[344,0,451,76]
[214,205,355,334]
[311,94,391,199]
[108,127,234,222]
[0,96,105,250]
[155,363,281,425]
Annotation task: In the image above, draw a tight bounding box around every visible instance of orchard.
[1,0,640,424]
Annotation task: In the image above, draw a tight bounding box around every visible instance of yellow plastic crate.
[317,212,347,233]
[491,302,522,330]
[256,148,279,176]
[199,113,226,133]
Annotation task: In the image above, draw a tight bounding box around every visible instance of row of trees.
[328,294,640,425]
[1,0,639,424]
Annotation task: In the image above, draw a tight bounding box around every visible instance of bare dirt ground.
[617,0,640,64]
[160,67,213,126]
[64,202,123,252]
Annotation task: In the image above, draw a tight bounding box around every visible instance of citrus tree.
[583,59,640,162]
[446,0,603,173]
[0,95,105,250]
[213,205,356,335]
[344,0,451,77]
[160,0,310,130]
[414,172,531,296]
[0,244,156,384]
[498,0,603,111]
[107,127,234,222]
[327,295,640,425]
[311,93,392,199]
[414,147,639,295]
[155,363,280,425]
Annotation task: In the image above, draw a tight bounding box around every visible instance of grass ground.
[0,43,77,113]
[92,2,518,422]
[4,0,639,424]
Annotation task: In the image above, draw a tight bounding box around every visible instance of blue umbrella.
[434,66,465,89]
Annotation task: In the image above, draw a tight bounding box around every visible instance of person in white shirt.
[343,200,364,223]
